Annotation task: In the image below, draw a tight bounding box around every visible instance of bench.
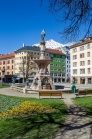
[39,90,62,99]
[86,90,92,95]
[75,90,92,97]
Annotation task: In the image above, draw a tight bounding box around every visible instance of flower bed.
[0,101,54,119]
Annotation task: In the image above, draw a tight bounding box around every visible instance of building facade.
[14,45,66,83]
[63,46,70,82]
[0,53,15,82]
[47,48,66,83]
[70,36,92,84]
[14,45,49,82]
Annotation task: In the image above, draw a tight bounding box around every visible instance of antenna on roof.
[23,43,25,47]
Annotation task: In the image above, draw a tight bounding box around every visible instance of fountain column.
[30,29,55,90]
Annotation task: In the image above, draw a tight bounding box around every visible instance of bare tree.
[19,53,38,83]
[41,0,92,41]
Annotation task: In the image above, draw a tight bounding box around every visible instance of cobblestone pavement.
[52,94,92,139]
[0,88,92,139]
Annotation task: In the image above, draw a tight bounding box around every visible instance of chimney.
[23,43,25,47]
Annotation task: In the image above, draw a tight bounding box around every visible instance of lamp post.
[1,68,5,84]
[71,77,76,93]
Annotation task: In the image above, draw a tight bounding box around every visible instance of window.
[73,48,77,53]
[87,44,90,49]
[62,56,65,58]
[12,71,13,75]
[62,60,65,63]
[50,64,53,66]
[54,73,57,76]
[80,61,85,66]
[58,73,61,76]
[73,69,77,74]
[73,62,77,67]
[57,55,60,58]
[7,60,10,64]
[87,52,90,57]
[73,55,77,59]
[7,66,10,69]
[12,60,13,63]
[0,62,2,65]
[88,68,90,74]
[62,65,65,67]
[12,65,13,69]
[88,60,90,65]
[80,46,84,51]
[62,73,65,76]
[50,73,53,76]
[0,72,1,75]
[80,69,85,74]
[3,61,5,64]
[80,53,84,58]
[34,52,36,54]
[7,72,9,75]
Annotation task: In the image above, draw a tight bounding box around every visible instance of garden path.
[52,94,92,139]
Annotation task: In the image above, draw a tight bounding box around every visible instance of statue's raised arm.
[41,29,46,42]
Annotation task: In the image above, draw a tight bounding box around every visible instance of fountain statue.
[30,30,55,90]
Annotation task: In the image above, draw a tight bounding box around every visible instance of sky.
[0,0,84,54]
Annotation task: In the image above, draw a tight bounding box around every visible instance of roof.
[70,36,92,49]
[15,46,40,52]
[46,48,65,56]
[15,46,49,53]
[0,53,15,60]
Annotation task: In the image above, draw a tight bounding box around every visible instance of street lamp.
[1,67,5,84]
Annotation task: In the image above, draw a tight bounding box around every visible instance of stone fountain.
[30,29,55,90]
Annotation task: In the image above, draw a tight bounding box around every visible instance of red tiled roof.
[0,53,15,59]
[46,48,65,55]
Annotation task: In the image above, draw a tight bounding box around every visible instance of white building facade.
[63,46,70,82]
[70,37,92,84]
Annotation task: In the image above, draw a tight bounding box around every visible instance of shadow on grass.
[0,103,68,139]
[72,97,92,118]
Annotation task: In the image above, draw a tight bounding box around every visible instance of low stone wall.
[11,86,23,92]
[11,85,39,94]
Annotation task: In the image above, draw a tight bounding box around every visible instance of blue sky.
[0,0,84,54]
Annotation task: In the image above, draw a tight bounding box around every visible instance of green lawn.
[85,88,92,90]
[0,94,67,139]
[0,84,10,88]
[73,96,92,120]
